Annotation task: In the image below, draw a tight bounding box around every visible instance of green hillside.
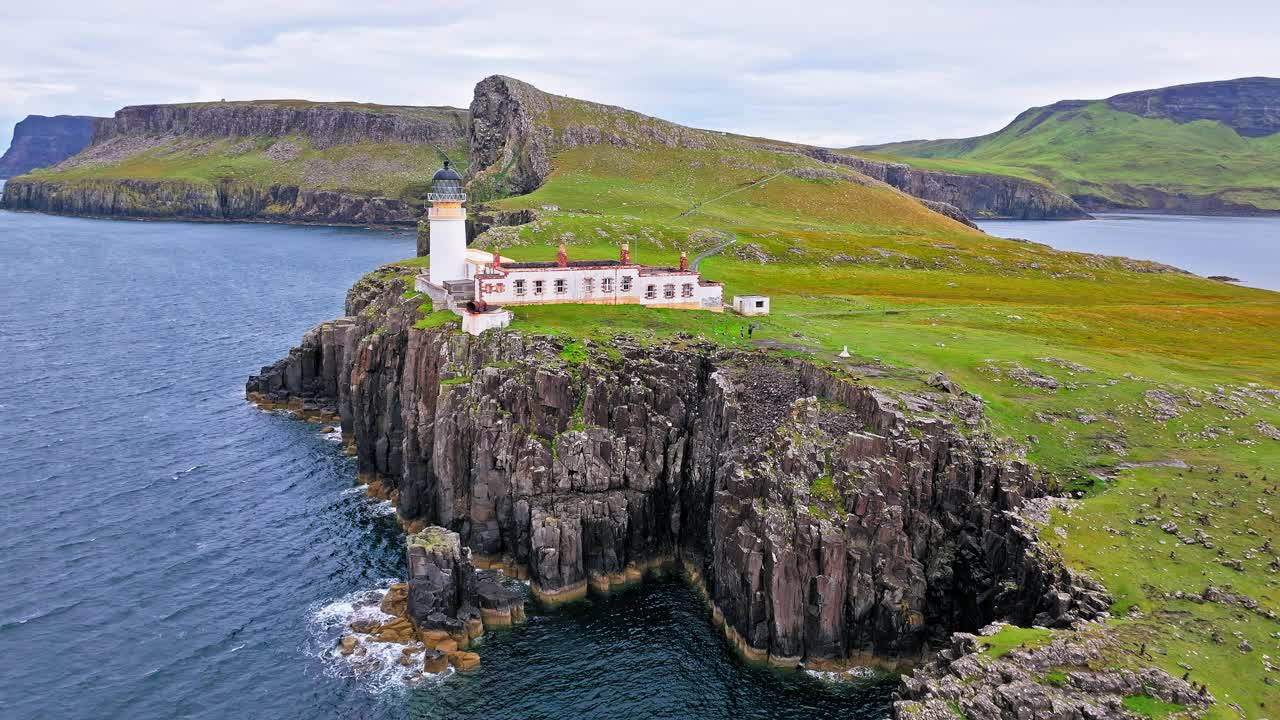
[395,79,1280,716]
[9,101,470,221]
[24,134,466,206]
[858,79,1280,214]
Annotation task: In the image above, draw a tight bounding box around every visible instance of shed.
[732,295,770,316]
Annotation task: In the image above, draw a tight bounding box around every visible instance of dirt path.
[676,170,786,219]
[691,229,738,270]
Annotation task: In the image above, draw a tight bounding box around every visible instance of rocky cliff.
[93,100,468,149]
[1107,77,1280,137]
[1,177,421,225]
[247,273,1108,667]
[801,149,1087,220]
[0,115,98,178]
[1,101,469,225]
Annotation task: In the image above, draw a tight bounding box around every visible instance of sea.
[0,210,893,720]
[978,213,1280,292]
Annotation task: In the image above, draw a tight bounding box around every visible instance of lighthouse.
[427,160,467,287]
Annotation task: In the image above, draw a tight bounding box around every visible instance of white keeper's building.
[415,162,724,335]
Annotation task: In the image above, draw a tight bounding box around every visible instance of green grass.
[978,626,1054,658]
[858,101,1280,210]
[17,118,469,209]
[413,309,459,330]
[810,476,837,502]
[559,341,588,366]
[1043,670,1069,687]
[1123,694,1186,719]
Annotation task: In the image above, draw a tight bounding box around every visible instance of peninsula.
[245,76,1279,719]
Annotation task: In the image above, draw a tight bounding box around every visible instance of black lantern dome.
[429,160,466,202]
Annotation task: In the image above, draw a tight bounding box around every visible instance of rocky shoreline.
[246,268,1223,718]
[335,524,525,677]
[246,270,1108,668]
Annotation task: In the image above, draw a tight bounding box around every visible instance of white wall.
[476,265,721,310]
[428,216,468,286]
[733,296,770,315]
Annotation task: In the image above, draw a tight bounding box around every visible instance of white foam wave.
[306,583,453,693]
[804,665,882,683]
[372,500,397,517]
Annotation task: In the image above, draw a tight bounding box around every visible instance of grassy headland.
[857,82,1280,214]
[392,92,1279,713]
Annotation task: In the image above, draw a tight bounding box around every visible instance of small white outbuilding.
[732,295,770,316]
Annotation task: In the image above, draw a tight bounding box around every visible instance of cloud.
[2,1,1279,151]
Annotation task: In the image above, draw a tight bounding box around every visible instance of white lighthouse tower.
[426,160,467,287]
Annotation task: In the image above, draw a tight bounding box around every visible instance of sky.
[3,1,1279,151]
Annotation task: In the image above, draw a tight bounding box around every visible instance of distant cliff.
[6,79,1085,226]
[1106,76,1280,137]
[467,75,1081,220]
[801,149,1086,220]
[0,115,98,178]
[2,101,469,225]
[93,100,467,149]
[860,77,1280,215]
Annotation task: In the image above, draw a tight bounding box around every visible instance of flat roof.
[501,260,624,270]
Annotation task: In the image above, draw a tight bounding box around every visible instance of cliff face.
[94,101,468,149]
[1,101,469,225]
[0,115,98,178]
[247,275,1108,666]
[802,150,1087,220]
[1107,77,1280,137]
[2,178,418,226]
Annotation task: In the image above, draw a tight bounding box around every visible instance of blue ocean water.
[0,211,892,720]
[979,213,1280,292]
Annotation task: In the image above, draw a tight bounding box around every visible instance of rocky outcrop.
[1107,77,1280,138]
[247,274,1106,667]
[468,75,717,199]
[405,526,524,637]
[1,178,418,226]
[0,115,98,178]
[894,629,1212,719]
[800,149,1087,220]
[94,101,468,149]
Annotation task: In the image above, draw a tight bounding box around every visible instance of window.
[554,278,568,294]
[755,300,765,308]
[663,284,676,299]
[681,283,694,298]
[582,277,594,294]
[514,279,526,296]
[621,276,633,292]
[534,280,545,295]
[644,284,657,299]
[601,277,614,293]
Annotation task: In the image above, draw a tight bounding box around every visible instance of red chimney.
[620,243,631,264]
[491,248,502,269]
[557,243,569,267]
[679,251,689,272]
